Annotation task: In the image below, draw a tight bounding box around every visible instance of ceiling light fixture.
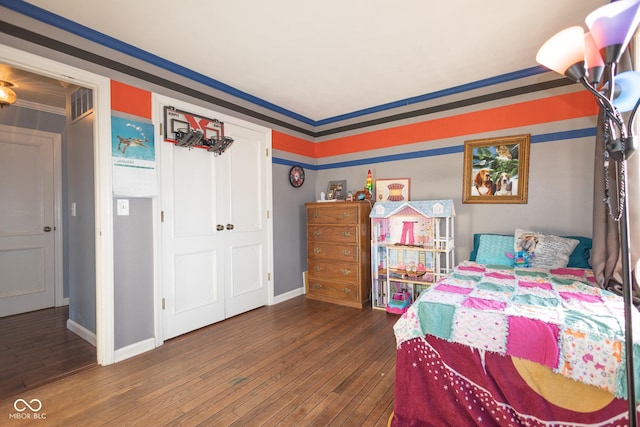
[537,1,640,425]
[0,80,17,108]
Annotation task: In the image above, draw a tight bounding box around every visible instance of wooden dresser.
[305,201,372,308]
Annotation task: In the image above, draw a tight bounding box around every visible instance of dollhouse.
[369,200,455,310]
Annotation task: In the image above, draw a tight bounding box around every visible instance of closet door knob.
[216,224,224,231]
[226,224,234,230]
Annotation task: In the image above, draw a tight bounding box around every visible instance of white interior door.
[0,126,57,317]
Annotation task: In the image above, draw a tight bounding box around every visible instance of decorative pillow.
[514,229,579,269]
[564,236,592,269]
[475,234,515,267]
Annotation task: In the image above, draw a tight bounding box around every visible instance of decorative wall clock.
[289,165,305,188]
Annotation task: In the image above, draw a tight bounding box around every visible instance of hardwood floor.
[0,296,398,426]
[0,306,97,399]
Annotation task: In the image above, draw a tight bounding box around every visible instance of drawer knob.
[343,231,351,237]
[342,212,350,218]
[313,283,323,289]
[314,266,322,272]
[314,212,320,218]
[343,288,351,295]
[314,230,321,236]
[314,247,322,254]
[342,269,351,276]
[342,250,351,256]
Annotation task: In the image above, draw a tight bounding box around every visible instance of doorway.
[0,43,115,366]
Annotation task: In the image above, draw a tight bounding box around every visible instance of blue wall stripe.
[272,158,317,170]
[273,127,597,170]
[2,0,549,128]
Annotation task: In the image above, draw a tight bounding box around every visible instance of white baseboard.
[272,286,305,305]
[67,318,97,347]
[114,338,156,363]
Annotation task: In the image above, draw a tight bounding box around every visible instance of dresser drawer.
[308,225,358,244]
[308,242,358,262]
[307,205,358,225]
[307,278,358,302]
[308,260,359,282]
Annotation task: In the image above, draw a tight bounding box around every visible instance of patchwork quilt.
[393,261,640,398]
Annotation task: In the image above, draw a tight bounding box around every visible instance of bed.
[389,232,640,426]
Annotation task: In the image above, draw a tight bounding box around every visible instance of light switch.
[117,199,129,216]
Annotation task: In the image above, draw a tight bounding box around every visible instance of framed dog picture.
[462,134,530,204]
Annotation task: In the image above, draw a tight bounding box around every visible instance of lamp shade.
[586,0,640,64]
[536,26,586,81]
[608,71,640,113]
[585,32,605,85]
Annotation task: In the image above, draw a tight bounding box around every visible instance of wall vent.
[70,87,93,122]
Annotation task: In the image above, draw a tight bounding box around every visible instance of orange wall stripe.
[111,80,152,118]
[314,91,598,158]
[272,130,316,157]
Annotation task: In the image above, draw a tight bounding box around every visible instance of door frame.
[0,124,63,308]
[152,93,275,347]
[0,43,115,365]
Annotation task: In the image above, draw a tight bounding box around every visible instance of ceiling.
[5,0,606,122]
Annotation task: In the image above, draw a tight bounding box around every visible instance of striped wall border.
[273,127,597,170]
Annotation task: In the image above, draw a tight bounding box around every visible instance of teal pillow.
[470,233,504,261]
[475,234,515,267]
[564,236,592,269]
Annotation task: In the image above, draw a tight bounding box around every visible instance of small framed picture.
[462,134,530,204]
[327,180,347,200]
[375,178,410,202]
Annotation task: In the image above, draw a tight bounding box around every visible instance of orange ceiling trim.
[272,130,316,157]
[111,80,152,118]
[314,91,598,158]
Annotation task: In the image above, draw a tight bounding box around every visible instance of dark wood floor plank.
[0,296,397,426]
[0,306,96,400]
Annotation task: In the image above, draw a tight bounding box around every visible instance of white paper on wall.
[111,116,158,197]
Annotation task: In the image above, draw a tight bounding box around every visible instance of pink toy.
[387,290,412,314]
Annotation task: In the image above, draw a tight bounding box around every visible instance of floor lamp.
[536,1,640,425]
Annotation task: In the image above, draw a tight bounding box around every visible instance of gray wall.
[312,131,596,266]
[272,165,316,295]
[113,196,154,349]
[66,111,96,332]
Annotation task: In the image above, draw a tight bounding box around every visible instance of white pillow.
[514,229,579,269]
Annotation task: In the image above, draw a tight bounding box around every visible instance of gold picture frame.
[462,134,530,204]
[375,178,410,202]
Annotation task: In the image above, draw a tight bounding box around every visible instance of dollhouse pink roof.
[369,200,455,219]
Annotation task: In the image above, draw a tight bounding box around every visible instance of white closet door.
[161,141,225,340]
[159,99,271,340]
[222,123,269,318]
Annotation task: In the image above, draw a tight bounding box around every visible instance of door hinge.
[161,211,165,223]
[268,273,271,281]
[162,298,165,310]
[159,123,163,135]
[266,210,270,219]
[266,148,269,157]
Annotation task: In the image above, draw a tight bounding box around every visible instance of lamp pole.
[614,135,638,427]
